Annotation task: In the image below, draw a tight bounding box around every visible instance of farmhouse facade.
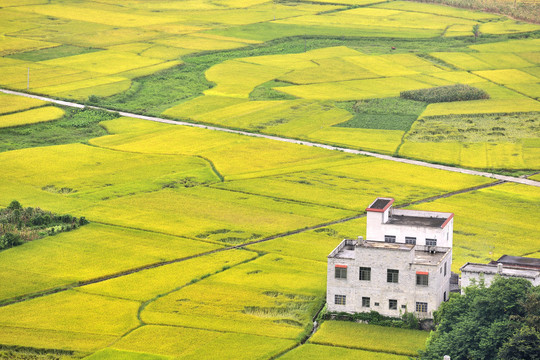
[461,255,540,292]
[327,198,453,318]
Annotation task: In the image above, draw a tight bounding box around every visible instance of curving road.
[2,88,539,187]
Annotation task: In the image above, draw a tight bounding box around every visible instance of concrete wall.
[366,209,453,248]
[327,243,451,318]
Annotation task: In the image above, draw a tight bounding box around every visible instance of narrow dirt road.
[2,88,539,187]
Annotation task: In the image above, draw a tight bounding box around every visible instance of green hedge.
[400,84,489,103]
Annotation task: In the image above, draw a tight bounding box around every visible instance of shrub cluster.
[323,310,422,330]
[0,200,89,250]
[400,84,489,103]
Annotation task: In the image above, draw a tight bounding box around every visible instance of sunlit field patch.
[469,52,535,69]
[91,118,351,179]
[420,98,540,117]
[187,99,352,137]
[0,223,219,300]
[141,254,326,339]
[0,92,46,114]
[430,52,492,70]
[0,106,64,128]
[306,127,404,154]
[80,249,256,301]
[111,325,296,359]
[0,326,117,353]
[469,38,540,52]
[280,343,411,360]
[277,57,379,84]
[153,35,251,51]
[310,321,428,357]
[0,35,58,56]
[204,60,286,98]
[81,186,354,241]
[40,50,165,75]
[275,76,431,100]
[473,69,539,84]
[18,3,177,27]
[0,290,139,350]
[214,157,492,211]
[0,143,220,200]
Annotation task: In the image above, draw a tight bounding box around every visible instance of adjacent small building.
[461,255,540,291]
[327,198,454,319]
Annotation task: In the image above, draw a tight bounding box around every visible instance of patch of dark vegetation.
[0,107,117,153]
[247,269,262,275]
[161,177,202,189]
[0,344,80,360]
[195,228,231,239]
[324,310,425,330]
[250,80,297,101]
[0,200,89,251]
[314,228,338,236]
[42,185,76,194]
[274,319,303,327]
[5,45,100,62]
[400,84,489,103]
[335,97,427,131]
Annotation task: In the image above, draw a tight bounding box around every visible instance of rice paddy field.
[0,0,539,359]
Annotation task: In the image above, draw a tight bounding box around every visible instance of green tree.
[498,326,540,360]
[7,200,22,211]
[473,24,480,41]
[420,277,534,360]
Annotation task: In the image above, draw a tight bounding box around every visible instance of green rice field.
[0,0,539,359]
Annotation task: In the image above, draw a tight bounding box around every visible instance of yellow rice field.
[0,106,64,128]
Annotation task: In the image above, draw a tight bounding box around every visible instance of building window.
[444,262,447,276]
[359,267,371,281]
[389,299,397,310]
[384,235,396,243]
[426,238,437,246]
[362,297,370,308]
[444,291,447,302]
[405,236,416,245]
[416,302,428,313]
[335,266,347,279]
[374,302,379,306]
[416,273,429,286]
[335,295,346,305]
[387,269,399,283]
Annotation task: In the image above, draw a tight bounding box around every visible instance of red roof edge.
[441,213,454,229]
[416,271,429,275]
[335,264,348,268]
[365,198,395,213]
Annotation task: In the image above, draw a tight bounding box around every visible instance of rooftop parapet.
[461,262,540,280]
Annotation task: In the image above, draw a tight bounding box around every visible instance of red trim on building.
[365,198,395,213]
[335,265,348,269]
[416,271,429,275]
[441,213,454,229]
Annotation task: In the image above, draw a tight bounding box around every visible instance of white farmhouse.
[461,255,540,292]
[327,198,454,319]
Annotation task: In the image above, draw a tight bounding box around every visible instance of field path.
[2,88,539,187]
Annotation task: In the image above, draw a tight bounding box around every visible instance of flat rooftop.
[329,240,449,266]
[462,263,540,279]
[496,255,540,269]
[387,215,447,228]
